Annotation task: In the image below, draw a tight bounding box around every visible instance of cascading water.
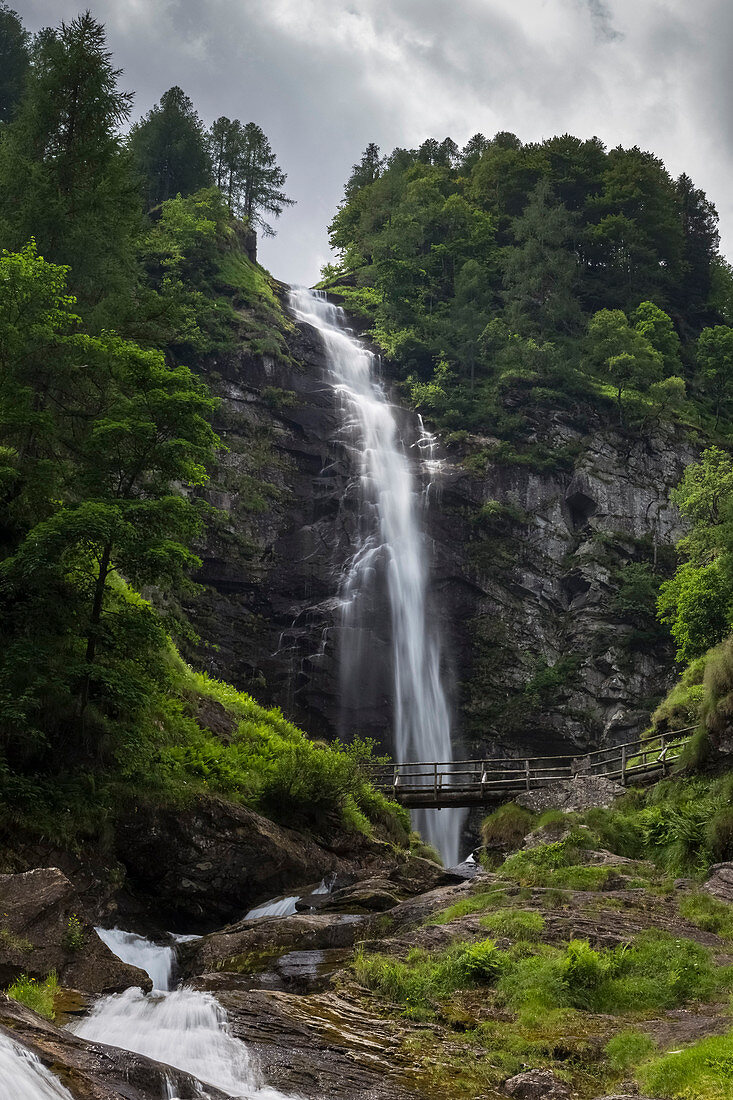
[0,1033,75,1100]
[71,930,294,1100]
[288,287,465,866]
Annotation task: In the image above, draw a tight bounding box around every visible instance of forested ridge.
[323,133,733,754]
[0,6,406,852]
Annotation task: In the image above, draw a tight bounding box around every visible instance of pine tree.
[207,117,294,235]
[0,3,30,122]
[128,85,212,209]
[0,12,140,314]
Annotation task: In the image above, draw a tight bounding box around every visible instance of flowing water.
[0,1033,75,1100]
[288,287,465,865]
[71,930,295,1099]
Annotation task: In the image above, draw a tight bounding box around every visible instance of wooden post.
[525,759,531,791]
[434,762,438,801]
[621,745,627,785]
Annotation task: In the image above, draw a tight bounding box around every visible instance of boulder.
[115,796,348,927]
[180,911,366,979]
[705,862,733,903]
[318,877,402,913]
[0,993,228,1100]
[0,867,150,993]
[505,1069,571,1100]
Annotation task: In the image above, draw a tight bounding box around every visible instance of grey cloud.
[15,0,733,283]
[583,0,623,42]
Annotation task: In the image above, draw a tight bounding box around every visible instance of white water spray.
[288,287,464,865]
[0,1034,75,1100]
[72,932,294,1100]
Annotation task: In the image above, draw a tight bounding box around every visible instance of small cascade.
[288,287,465,865]
[0,1033,75,1100]
[244,895,300,920]
[72,930,295,1100]
[95,926,175,990]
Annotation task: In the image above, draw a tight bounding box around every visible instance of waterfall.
[288,287,464,866]
[0,1033,75,1100]
[71,931,294,1100]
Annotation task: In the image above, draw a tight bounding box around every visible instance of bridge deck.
[364,729,695,809]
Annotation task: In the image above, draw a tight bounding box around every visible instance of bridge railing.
[364,727,696,802]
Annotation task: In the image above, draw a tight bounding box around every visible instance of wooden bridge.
[365,729,695,809]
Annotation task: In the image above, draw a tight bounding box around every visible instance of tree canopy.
[129,85,212,209]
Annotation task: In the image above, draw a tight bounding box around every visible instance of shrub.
[62,914,84,952]
[481,803,536,850]
[709,807,733,862]
[7,971,58,1019]
[638,1030,733,1100]
[560,939,611,1008]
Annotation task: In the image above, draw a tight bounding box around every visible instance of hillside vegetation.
[0,8,402,849]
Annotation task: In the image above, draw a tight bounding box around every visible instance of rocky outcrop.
[114,797,348,929]
[704,862,733,903]
[515,775,625,814]
[0,868,150,992]
[185,302,692,763]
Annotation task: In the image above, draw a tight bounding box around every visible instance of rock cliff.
[185,296,692,760]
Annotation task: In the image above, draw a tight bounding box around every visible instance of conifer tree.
[128,85,212,209]
[0,3,29,122]
[0,12,140,314]
[207,117,294,235]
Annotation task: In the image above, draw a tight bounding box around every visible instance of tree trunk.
[77,541,112,717]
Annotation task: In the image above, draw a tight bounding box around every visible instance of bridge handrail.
[364,727,697,795]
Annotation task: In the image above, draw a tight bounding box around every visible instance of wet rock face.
[186,305,692,759]
[0,868,150,993]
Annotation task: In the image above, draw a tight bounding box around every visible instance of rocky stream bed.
[2,804,732,1100]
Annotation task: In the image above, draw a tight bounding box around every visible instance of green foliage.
[7,971,58,1019]
[638,1031,733,1100]
[657,448,733,661]
[209,117,294,235]
[0,3,30,123]
[129,85,212,209]
[356,930,728,1022]
[428,889,509,925]
[62,914,84,952]
[481,803,536,850]
[325,130,721,444]
[0,12,141,316]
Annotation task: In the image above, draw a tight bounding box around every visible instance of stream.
[70,928,297,1100]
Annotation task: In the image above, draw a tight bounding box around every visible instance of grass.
[679,893,733,940]
[354,930,729,1021]
[0,929,32,952]
[428,889,509,925]
[637,1030,733,1100]
[605,1028,656,1072]
[478,909,545,940]
[7,972,58,1019]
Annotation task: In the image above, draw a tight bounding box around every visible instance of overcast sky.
[17,0,733,285]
